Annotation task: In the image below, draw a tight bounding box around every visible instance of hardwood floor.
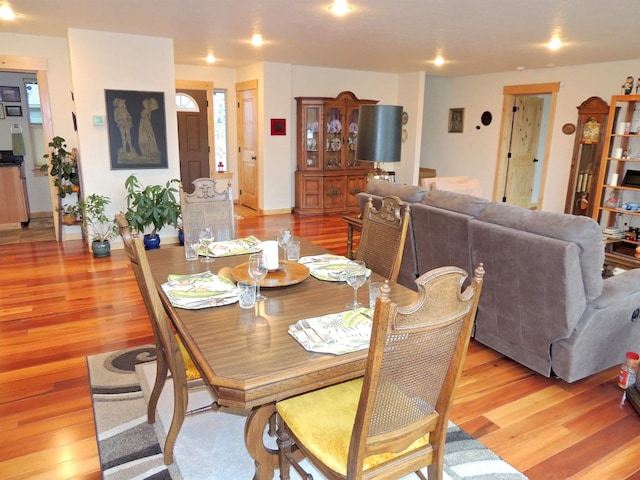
[0,210,638,479]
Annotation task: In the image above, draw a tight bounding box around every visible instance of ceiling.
[3,0,639,76]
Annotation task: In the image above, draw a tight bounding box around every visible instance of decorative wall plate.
[481,111,492,126]
[562,123,576,135]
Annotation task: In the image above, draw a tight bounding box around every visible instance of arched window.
[175,93,199,112]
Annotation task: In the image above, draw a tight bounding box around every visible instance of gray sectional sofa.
[360,180,640,383]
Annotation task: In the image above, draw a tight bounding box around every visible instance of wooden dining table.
[147,237,417,480]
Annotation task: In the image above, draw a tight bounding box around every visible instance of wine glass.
[345,260,367,310]
[199,226,215,263]
[277,228,293,262]
[248,253,268,301]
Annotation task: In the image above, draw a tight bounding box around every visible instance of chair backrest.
[355,195,410,283]
[116,212,188,386]
[131,235,189,388]
[180,178,236,241]
[349,264,485,478]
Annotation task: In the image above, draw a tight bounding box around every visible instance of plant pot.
[62,214,78,226]
[144,234,161,250]
[91,240,111,258]
[178,229,184,246]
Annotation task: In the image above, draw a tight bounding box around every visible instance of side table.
[342,215,362,259]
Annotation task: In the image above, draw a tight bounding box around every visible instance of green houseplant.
[42,136,80,198]
[124,174,181,249]
[79,194,118,257]
[58,203,81,225]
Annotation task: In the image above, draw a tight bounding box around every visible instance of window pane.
[214,90,228,171]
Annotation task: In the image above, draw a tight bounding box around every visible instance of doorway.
[493,82,559,209]
[0,56,57,239]
[236,80,259,211]
[175,80,214,193]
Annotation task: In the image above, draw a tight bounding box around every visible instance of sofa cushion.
[422,189,489,218]
[365,180,427,203]
[478,202,604,301]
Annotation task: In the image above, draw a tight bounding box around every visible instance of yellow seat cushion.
[175,334,201,381]
[276,378,429,476]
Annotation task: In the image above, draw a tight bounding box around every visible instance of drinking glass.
[199,226,215,263]
[248,253,268,300]
[345,260,367,310]
[277,228,293,261]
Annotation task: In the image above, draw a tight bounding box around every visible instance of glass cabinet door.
[304,106,320,169]
[346,106,360,167]
[325,106,343,169]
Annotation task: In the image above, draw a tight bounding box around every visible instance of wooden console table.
[342,215,362,259]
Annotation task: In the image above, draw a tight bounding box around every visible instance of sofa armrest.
[590,268,640,309]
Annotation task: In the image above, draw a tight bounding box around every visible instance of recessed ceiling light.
[433,55,445,67]
[250,34,264,47]
[206,53,216,64]
[328,0,352,16]
[0,5,17,20]
[547,36,563,51]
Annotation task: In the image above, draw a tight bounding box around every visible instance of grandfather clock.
[564,97,609,217]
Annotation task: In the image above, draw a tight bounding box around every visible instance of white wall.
[67,29,181,243]
[423,59,640,212]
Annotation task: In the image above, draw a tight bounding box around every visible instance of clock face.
[582,118,600,143]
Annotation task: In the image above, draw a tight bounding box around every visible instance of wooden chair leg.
[148,351,168,424]
[275,425,293,480]
[163,377,189,465]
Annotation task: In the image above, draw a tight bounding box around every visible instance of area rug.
[88,345,529,480]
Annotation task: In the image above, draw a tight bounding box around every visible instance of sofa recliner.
[360,181,640,382]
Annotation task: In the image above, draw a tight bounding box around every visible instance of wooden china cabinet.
[294,91,377,215]
[564,96,609,217]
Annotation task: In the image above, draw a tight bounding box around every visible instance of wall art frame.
[105,89,168,169]
[448,108,464,133]
[271,118,286,135]
[0,86,21,102]
[5,105,22,117]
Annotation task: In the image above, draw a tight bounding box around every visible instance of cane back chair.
[355,195,410,283]
[180,177,236,242]
[276,263,485,480]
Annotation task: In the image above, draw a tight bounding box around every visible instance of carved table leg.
[245,403,278,480]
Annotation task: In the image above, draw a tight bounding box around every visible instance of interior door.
[177,88,210,193]
[505,96,543,208]
[236,80,259,211]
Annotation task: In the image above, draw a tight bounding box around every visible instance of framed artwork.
[0,103,4,119]
[5,105,22,117]
[448,108,464,133]
[0,86,21,102]
[271,118,286,135]
[105,89,168,169]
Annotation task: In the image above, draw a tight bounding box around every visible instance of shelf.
[603,184,640,193]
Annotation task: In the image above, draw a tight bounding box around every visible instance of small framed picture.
[5,105,22,117]
[0,86,21,102]
[0,103,4,119]
[271,118,286,136]
[448,108,464,133]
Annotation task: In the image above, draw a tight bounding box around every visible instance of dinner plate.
[231,260,310,287]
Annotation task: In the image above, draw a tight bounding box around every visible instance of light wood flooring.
[0,209,638,479]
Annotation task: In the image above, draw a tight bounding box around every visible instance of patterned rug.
[88,345,529,480]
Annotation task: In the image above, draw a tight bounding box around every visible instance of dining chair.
[276,263,486,480]
[180,177,236,242]
[355,195,410,283]
[116,213,219,464]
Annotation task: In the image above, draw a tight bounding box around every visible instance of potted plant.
[42,136,80,198]
[79,194,118,258]
[124,174,181,249]
[58,203,81,225]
